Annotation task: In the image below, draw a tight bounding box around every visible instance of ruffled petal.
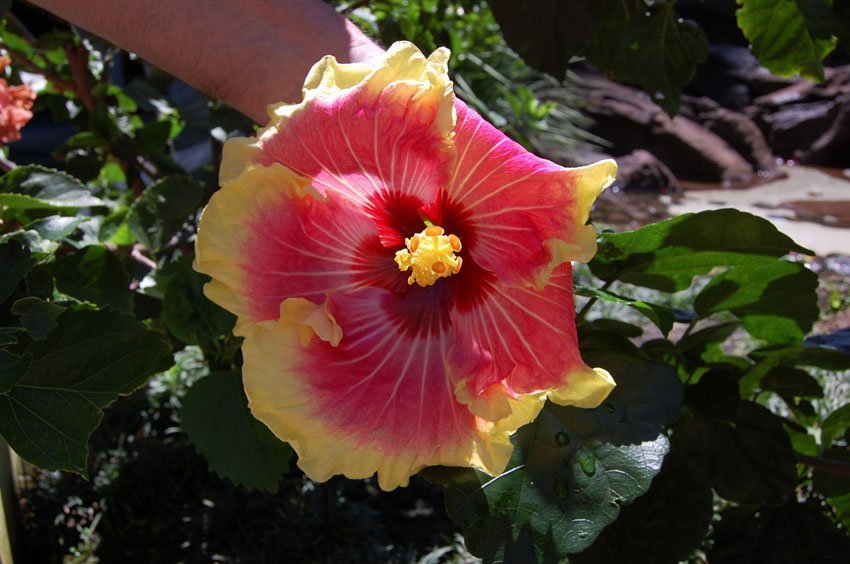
[450,264,614,417]
[233,42,456,248]
[242,289,515,490]
[445,101,616,288]
[194,162,389,328]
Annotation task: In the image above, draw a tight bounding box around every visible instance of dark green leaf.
[127,175,202,252]
[181,371,292,492]
[136,120,172,155]
[708,503,850,564]
[0,239,34,304]
[52,246,133,313]
[444,354,682,560]
[488,1,595,77]
[489,0,709,114]
[0,165,105,210]
[11,298,66,340]
[576,286,674,335]
[677,322,740,355]
[761,366,823,399]
[677,401,796,505]
[694,261,818,345]
[586,0,709,114]
[823,404,850,448]
[0,351,29,395]
[749,344,850,371]
[813,447,850,497]
[736,0,837,81]
[590,210,812,291]
[0,309,171,474]
[570,452,712,564]
[162,257,235,350]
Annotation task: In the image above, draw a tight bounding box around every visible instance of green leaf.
[570,452,712,564]
[694,261,819,345]
[0,309,172,474]
[823,404,850,448]
[52,246,133,313]
[98,209,137,246]
[590,210,812,292]
[180,371,292,492]
[736,0,837,81]
[127,175,202,252]
[161,257,236,350]
[11,298,66,340]
[677,401,796,505]
[25,216,87,241]
[576,286,674,335]
[0,165,105,210]
[443,354,682,560]
[0,239,35,304]
[708,503,850,563]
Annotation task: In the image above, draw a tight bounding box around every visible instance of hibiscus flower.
[0,56,34,146]
[194,42,617,490]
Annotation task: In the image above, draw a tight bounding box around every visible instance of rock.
[613,149,681,193]
[798,93,850,167]
[578,71,756,184]
[681,95,778,174]
[753,99,841,159]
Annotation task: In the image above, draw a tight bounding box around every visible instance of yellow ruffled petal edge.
[242,297,516,491]
[268,41,454,135]
[538,159,617,286]
[194,162,321,327]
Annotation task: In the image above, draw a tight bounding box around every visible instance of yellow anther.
[394,225,462,287]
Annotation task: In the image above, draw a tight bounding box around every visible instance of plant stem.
[797,453,850,477]
[576,279,613,322]
[680,318,698,341]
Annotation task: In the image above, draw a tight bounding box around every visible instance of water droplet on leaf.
[604,403,615,413]
[575,447,597,476]
[555,431,570,446]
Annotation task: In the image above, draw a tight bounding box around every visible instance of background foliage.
[0,0,848,562]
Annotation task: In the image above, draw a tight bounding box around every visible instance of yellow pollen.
[394,225,462,287]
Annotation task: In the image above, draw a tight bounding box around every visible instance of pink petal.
[451,264,590,401]
[254,45,455,248]
[445,101,613,286]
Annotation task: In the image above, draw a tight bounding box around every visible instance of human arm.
[26,0,385,122]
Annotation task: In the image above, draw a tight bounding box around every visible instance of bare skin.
[27,0,385,122]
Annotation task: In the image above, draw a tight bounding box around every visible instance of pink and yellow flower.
[194,42,617,490]
[0,56,34,146]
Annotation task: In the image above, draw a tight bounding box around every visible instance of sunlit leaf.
[694,261,819,345]
[590,210,812,292]
[736,0,838,81]
[0,165,105,210]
